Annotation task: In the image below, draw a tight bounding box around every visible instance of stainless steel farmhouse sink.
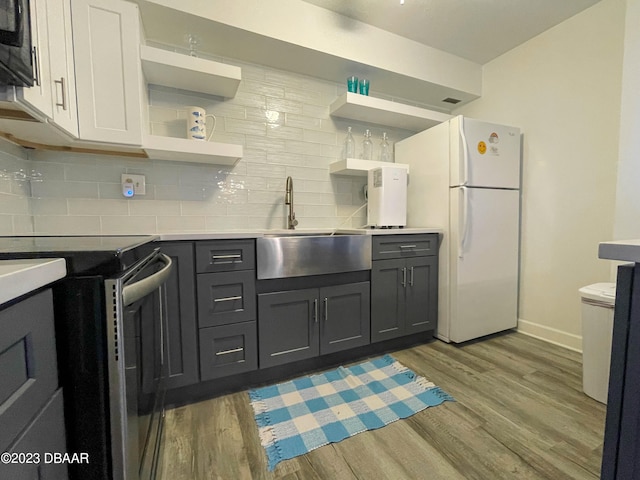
[256,234,371,279]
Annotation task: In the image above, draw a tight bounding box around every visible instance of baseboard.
[517,318,582,353]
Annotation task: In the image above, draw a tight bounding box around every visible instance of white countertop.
[599,240,640,263]
[0,258,67,305]
[159,227,441,241]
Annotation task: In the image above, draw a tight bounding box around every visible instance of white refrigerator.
[396,116,521,343]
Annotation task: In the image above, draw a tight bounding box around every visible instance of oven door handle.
[121,253,172,306]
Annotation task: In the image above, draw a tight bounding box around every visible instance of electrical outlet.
[121,174,146,196]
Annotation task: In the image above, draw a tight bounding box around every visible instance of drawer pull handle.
[212,254,241,260]
[399,245,417,249]
[215,347,244,356]
[214,295,242,303]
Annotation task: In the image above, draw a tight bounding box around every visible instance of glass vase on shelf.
[343,126,355,159]
[361,129,373,160]
[379,132,392,162]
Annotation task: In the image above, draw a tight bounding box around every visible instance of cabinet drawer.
[0,389,67,480]
[0,289,58,454]
[197,271,256,328]
[199,322,258,381]
[372,234,438,260]
[196,239,255,273]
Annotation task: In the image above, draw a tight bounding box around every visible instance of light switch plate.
[121,174,146,195]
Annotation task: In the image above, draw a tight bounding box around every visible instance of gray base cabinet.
[258,282,370,369]
[162,242,200,390]
[0,289,67,480]
[371,234,438,342]
[195,240,258,380]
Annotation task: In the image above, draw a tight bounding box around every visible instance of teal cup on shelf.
[359,79,370,96]
[347,76,359,93]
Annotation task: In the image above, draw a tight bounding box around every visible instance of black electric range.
[0,235,159,274]
[0,235,165,480]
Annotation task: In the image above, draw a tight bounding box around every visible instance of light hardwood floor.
[159,332,606,479]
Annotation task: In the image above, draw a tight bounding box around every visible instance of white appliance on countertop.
[396,115,521,343]
[367,165,408,228]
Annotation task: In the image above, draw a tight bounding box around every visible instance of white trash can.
[579,282,616,404]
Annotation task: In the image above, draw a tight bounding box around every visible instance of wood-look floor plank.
[159,332,605,480]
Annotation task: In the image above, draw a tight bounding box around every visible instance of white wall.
[613,0,640,240]
[456,0,625,350]
[25,57,415,234]
[0,139,33,235]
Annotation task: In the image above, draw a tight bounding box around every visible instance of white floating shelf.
[140,45,241,98]
[143,135,243,165]
[330,93,452,132]
[329,158,409,176]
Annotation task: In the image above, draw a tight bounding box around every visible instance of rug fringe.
[385,355,436,391]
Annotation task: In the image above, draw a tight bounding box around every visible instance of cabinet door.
[405,256,438,335]
[46,0,78,137]
[71,0,143,145]
[0,389,67,480]
[258,289,319,369]
[320,282,370,355]
[371,259,406,343]
[0,290,58,453]
[16,0,52,118]
[161,243,199,390]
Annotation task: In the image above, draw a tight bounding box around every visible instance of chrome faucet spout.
[285,176,298,229]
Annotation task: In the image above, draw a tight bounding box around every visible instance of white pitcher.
[186,106,216,141]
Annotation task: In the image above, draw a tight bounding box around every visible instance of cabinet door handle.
[401,267,407,288]
[313,298,318,323]
[324,297,328,322]
[32,46,40,86]
[410,266,414,287]
[213,295,242,303]
[212,254,241,260]
[215,347,244,356]
[54,77,67,110]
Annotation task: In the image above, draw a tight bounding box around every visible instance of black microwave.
[0,0,33,86]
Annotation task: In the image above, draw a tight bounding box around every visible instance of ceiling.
[300,0,602,64]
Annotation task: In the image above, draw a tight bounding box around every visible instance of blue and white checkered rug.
[248,354,454,470]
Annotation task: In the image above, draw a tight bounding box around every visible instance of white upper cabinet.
[14,0,52,120]
[71,0,143,146]
[45,0,78,137]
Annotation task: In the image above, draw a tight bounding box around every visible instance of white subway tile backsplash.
[0,193,29,214]
[181,201,228,216]
[101,216,158,235]
[0,54,416,235]
[129,199,181,216]
[157,215,206,232]
[266,98,304,115]
[206,215,249,230]
[33,215,101,235]
[266,124,304,141]
[32,180,99,199]
[0,215,13,235]
[68,198,129,216]
[12,215,34,234]
[303,129,337,145]
[31,197,68,216]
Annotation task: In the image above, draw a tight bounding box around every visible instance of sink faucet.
[285,176,298,230]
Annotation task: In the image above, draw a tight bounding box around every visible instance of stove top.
[0,235,159,275]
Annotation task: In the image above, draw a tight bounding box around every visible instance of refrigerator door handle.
[459,116,469,186]
[458,186,469,258]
